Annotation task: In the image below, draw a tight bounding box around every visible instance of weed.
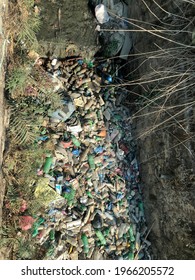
[0,225,41,259]
[8,90,63,145]
[7,66,64,144]
[9,103,42,146]
[17,7,41,47]
[16,238,38,260]
[107,0,195,147]
[6,66,31,97]
[6,0,41,53]
[4,141,55,188]
[0,223,19,259]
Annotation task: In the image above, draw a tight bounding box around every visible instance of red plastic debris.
[61,140,72,149]
[19,216,34,231]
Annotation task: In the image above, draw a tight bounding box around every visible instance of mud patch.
[37,0,99,58]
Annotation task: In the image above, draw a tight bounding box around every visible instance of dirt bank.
[0,0,8,259]
[127,0,195,259]
[37,0,99,58]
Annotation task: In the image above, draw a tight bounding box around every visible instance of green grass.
[0,225,43,259]
[17,12,41,49]
[6,66,31,96]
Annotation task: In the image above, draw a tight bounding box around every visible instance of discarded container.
[95,230,106,245]
[71,135,81,147]
[88,155,95,170]
[66,219,82,230]
[43,156,53,174]
[129,225,135,242]
[81,233,89,253]
[95,4,110,24]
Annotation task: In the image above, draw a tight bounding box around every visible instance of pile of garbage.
[19,55,151,260]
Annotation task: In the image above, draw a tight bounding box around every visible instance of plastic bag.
[95,4,109,24]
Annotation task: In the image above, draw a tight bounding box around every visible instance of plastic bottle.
[86,190,93,198]
[49,229,55,241]
[88,155,95,170]
[81,233,89,253]
[129,225,135,242]
[71,135,81,147]
[43,156,53,174]
[95,230,106,245]
[127,252,134,260]
[101,72,112,83]
[94,146,104,154]
[103,228,110,237]
[32,227,39,238]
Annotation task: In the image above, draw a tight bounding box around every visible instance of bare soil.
[127,0,195,259]
[37,0,99,58]
[0,0,9,260]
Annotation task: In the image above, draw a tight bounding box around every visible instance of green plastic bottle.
[95,136,102,141]
[32,227,39,238]
[32,217,45,237]
[46,244,55,257]
[88,155,95,170]
[43,156,53,174]
[49,229,55,241]
[71,135,81,147]
[128,252,134,260]
[81,233,89,253]
[129,225,135,242]
[128,242,135,260]
[95,230,106,245]
[37,217,45,226]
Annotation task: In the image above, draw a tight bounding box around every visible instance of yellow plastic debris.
[34,178,62,207]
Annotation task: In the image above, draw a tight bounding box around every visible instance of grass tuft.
[6,0,41,54]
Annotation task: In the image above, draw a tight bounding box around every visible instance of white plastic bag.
[95,4,109,24]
